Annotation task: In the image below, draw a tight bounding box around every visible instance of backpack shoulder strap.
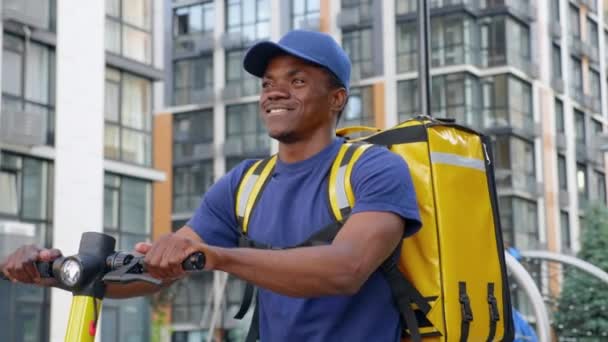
[327,143,373,223]
[235,155,277,234]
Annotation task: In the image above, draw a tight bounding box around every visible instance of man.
[2,30,421,341]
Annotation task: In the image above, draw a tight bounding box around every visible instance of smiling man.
[1,30,421,342]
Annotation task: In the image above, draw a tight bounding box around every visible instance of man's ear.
[330,88,348,114]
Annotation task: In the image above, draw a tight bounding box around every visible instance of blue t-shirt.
[188,138,421,342]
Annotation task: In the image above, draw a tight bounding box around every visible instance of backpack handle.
[336,125,381,137]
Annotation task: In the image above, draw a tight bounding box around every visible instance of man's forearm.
[213,243,368,298]
[102,280,174,299]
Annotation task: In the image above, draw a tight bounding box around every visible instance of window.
[340,86,374,128]
[102,173,152,341]
[588,17,599,48]
[174,161,214,214]
[558,154,568,192]
[494,136,536,193]
[569,5,580,39]
[225,49,260,97]
[172,273,214,324]
[555,99,564,134]
[341,0,373,23]
[574,109,585,147]
[291,0,320,30]
[592,119,604,167]
[396,0,416,15]
[104,68,153,166]
[396,21,418,73]
[226,103,270,157]
[226,0,270,42]
[342,28,374,80]
[0,152,53,342]
[2,34,55,145]
[552,44,562,80]
[482,75,532,131]
[431,15,475,68]
[570,57,583,97]
[481,16,530,70]
[551,0,560,22]
[174,1,214,36]
[590,70,601,110]
[173,56,214,105]
[595,171,606,204]
[397,79,419,120]
[560,211,570,252]
[499,196,538,250]
[577,163,588,206]
[431,73,481,126]
[173,110,214,162]
[106,0,152,64]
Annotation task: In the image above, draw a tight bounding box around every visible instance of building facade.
[161,0,608,340]
[0,0,166,341]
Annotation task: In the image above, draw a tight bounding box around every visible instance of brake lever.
[102,256,162,286]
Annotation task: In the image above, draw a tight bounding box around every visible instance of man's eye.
[293,79,305,85]
[262,82,270,88]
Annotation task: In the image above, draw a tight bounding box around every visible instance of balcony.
[174,32,215,59]
[337,7,373,29]
[2,0,50,29]
[173,142,214,165]
[549,22,562,41]
[294,17,321,31]
[569,37,598,62]
[223,136,270,158]
[573,0,598,13]
[0,109,47,146]
[556,132,567,151]
[576,142,595,163]
[570,87,585,105]
[481,0,536,22]
[174,88,215,107]
[483,109,539,139]
[495,168,541,197]
[559,190,570,208]
[551,78,565,94]
[221,79,260,100]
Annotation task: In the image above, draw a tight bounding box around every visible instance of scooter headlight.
[59,258,82,288]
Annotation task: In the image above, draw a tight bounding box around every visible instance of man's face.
[259,55,340,144]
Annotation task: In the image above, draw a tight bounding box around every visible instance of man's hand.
[135,232,216,282]
[1,245,62,286]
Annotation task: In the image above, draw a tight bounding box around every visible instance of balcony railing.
[483,108,537,137]
[337,6,373,29]
[0,109,47,146]
[174,32,215,59]
[481,0,536,22]
[174,88,215,107]
[495,168,540,196]
[2,0,50,29]
[223,136,270,158]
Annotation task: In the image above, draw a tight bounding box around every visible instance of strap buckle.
[488,295,500,322]
[459,294,473,322]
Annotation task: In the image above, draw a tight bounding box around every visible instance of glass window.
[570,57,583,96]
[396,21,418,73]
[551,0,560,22]
[494,136,535,193]
[552,44,561,79]
[555,99,564,133]
[226,0,270,42]
[594,171,606,204]
[574,109,585,146]
[577,163,588,204]
[225,49,259,97]
[174,1,214,35]
[588,17,599,48]
[173,161,214,214]
[396,0,416,15]
[226,102,270,157]
[499,196,538,250]
[397,79,419,120]
[558,154,568,192]
[481,16,530,69]
[340,86,374,128]
[173,56,214,105]
[105,0,152,64]
[172,273,214,324]
[292,0,320,30]
[342,28,373,80]
[590,70,601,107]
[0,152,53,342]
[560,211,570,252]
[2,34,55,146]
[569,4,580,39]
[104,68,153,166]
[173,110,214,162]
[101,298,150,342]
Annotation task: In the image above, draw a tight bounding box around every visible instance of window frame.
[106,0,154,65]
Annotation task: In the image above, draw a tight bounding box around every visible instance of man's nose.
[265,85,290,100]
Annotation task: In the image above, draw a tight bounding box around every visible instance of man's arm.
[211,211,404,297]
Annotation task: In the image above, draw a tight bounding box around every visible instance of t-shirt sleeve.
[350,146,422,237]
[186,160,257,248]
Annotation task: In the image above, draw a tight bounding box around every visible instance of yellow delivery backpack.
[233,116,515,342]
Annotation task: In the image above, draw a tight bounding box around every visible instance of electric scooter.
[0,232,205,342]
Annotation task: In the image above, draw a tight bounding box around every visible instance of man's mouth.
[266,108,292,116]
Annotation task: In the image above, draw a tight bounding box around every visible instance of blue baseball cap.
[243,30,351,91]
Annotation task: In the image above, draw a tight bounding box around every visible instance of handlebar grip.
[0,261,53,281]
[182,252,205,271]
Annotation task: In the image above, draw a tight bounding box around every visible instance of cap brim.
[243,41,326,78]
